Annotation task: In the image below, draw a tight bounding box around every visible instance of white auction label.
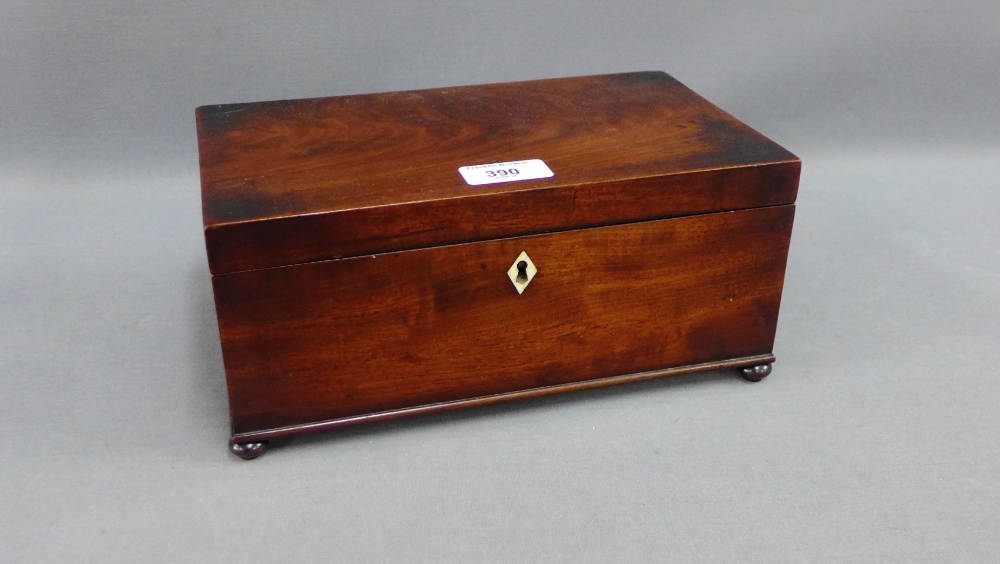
[458,159,554,186]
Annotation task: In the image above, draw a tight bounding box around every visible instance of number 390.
[484,168,519,178]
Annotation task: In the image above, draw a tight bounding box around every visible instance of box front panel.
[213,205,794,434]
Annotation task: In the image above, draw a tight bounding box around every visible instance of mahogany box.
[196,71,799,459]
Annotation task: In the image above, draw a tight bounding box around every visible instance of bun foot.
[230,439,269,460]
[739,363,772,382]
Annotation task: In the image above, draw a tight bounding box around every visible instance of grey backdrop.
[2,1,999,562]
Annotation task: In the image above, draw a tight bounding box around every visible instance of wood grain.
[198,71,799,274]
[231,353,776,443]
[213,205,795,435]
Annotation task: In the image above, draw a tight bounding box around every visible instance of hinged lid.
[198,71,799,275]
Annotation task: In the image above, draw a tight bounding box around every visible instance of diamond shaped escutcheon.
[507,251,537,294]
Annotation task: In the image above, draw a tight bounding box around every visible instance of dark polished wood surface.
[231,354,776,444]
[740,363,774,382]
[198,71,799,274]
[228,440,268,460]
[214,205,794,435]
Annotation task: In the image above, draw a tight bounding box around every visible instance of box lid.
[198,71,799,275]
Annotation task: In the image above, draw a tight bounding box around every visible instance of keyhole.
[515,260,529,284]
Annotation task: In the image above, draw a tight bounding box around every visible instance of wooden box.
[197,71,799,459]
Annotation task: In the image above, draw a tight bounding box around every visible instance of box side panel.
[212,205,794,434]
[205,161,799,274]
